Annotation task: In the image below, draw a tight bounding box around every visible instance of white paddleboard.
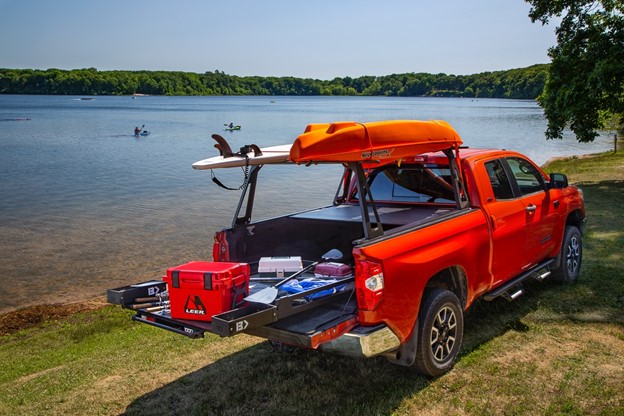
[192,144,292,169]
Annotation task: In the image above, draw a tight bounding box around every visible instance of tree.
[526,0,624,142]
[0,67,547,99]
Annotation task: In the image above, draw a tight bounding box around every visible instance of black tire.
[414,288,464,377]
[551,226,582,283]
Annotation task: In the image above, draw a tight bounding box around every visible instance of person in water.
[134,126,141,135]
[228,122,234,128]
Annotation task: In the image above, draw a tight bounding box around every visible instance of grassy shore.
[1,150,623,416]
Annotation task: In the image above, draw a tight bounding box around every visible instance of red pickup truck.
[109,120,585,376]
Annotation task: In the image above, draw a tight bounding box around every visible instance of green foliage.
[0,65,549,99]
[526,0,624,142]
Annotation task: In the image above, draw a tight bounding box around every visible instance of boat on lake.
[224,122,241,131]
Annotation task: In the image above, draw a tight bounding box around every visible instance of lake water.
[0,95,613,313]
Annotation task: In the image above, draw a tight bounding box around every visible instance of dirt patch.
[0,299,107,336]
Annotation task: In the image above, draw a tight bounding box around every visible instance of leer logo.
[184,295,207,315]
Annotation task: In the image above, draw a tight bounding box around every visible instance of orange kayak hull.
[289,120,462,164]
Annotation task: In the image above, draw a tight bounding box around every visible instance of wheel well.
[552,210,585,269]
[385,266,467,368]
[566,209,585,233]
[425,266,467,309]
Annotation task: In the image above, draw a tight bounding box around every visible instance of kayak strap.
[209,143,261,191]
[211,154,250,191]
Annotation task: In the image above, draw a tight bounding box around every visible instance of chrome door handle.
[526,204,537,213]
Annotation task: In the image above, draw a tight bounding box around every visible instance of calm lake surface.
[0,95,613,313]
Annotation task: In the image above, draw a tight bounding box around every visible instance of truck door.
[503,157,561,266]
[481,158,530,285]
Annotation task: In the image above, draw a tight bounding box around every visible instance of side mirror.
[549,173,569,189]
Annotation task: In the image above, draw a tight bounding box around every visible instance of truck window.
[358,165,455,203]
[485,159,514,200]
[506,157,545,196]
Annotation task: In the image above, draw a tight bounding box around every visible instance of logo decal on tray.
[184,295,207,315]
[148,286,161,296]
[236,320,249,332]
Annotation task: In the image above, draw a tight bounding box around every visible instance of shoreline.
[0,297,108,336]
[543,147,619,166]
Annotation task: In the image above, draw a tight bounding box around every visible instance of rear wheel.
[414,288,464,377]
[551,226,582,283]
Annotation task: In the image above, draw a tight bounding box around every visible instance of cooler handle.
[171,271,180,288]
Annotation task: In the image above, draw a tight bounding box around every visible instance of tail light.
[355,260,384,311]
[212,231,229,262]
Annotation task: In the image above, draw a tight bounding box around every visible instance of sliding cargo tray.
[132,276,355,339]
[246,296,358,349]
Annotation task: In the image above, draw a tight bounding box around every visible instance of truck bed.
[138,203,457,344]
[224,203,456,269]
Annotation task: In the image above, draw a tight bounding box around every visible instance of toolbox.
[258,256,303,278]
[164,261,250,322]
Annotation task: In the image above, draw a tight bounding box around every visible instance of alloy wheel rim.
[566,236,580,274]
[430,305,457,363]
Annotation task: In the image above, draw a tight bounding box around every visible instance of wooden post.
[615,133,618,154]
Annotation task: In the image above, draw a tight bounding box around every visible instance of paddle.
[245,249,343,304]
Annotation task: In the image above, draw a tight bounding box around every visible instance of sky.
[0,0,558,80]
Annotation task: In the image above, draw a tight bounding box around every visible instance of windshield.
[353,164,455,204]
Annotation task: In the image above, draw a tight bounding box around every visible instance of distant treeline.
[0,65,548,99]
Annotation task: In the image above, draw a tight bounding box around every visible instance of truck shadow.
[122,295,545,416]
[123,279,622,416]
[122,339,427,415]
[123,180,623,416]
[122,285,618,416]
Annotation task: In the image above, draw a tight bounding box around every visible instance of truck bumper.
[321,324,401,358]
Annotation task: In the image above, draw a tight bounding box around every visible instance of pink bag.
[314,262,352,279]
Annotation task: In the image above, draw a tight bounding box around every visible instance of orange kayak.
[289,120,462,164]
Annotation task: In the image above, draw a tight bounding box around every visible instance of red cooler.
[164,261,250,321]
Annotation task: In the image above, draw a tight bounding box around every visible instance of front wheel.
[414,288,464,377]
[551,225,582,283]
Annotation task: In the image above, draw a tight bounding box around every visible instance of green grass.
[1,150,623,416]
